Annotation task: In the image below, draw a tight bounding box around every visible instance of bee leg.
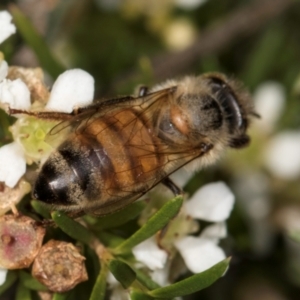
[138,86,149,97]
[162,177,183,196]
[9,108,74,121]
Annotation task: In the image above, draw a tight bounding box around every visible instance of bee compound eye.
[209,77,226,92]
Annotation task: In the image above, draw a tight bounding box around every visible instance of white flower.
[185,181,235,222]
[133,182,234,275]
[0,60,8,81]
[0,268,7,286]
[150,267,170,287]
[0,11,16,44]
[174,236,226,273]
[173,182,234,273]
[200,222,227,243]
[0,78,31,110]
[0,142,26,188]
[110,286,130,300]
[46,69,94,113]
[264,131,300,180]
[132,236,168,270]
[107,272,130,300]
[253,82,285,133]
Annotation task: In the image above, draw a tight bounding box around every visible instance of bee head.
[205,73,254,149]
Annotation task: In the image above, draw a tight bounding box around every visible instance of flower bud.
[32,240,88,292]
[0,214,45,269]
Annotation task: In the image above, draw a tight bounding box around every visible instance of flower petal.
[46,69,94,113]
[0,60,8,81]
[174,236,226,273]
[0,142,26,188]
[107,271,119,288]
[110,285,130,300]
[254,82,285,133]
[185,182,235,222]
[132,237,167,270]
[264,131,300,180]
[150,267,170,287]
[200,222,227,242]
[0,79,31,109]
[0,268,7,286]
[0,11,16,44]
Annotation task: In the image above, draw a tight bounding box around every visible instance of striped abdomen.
[32,108,165,214]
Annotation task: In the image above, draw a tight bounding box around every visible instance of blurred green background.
[1,0,300,299]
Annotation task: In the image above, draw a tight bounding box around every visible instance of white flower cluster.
[0,68,94,188]
[132,182,234,283]
[0,9,16,287]
[254,82,300,180]
[0,11,28,189]
[0,19,94,190]
[107,181,234,297]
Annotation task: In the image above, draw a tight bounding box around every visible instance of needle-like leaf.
[9,4,65,79]
[112,196,183,254]
[52,211,94,245]
[108,259,136,289]
[89,265,108,300]
[148,258,230,298]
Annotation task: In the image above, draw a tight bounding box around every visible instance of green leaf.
[20,271,47,291]
[108,259,136,289]
[130,291,155,300]
[9,4,65,79]
[113,196,183,254]
[135,269,160,291]
[51,211,94,245]
[53,292,71,300]
[31,200,51,219]
[0,271,17,295]
[89,265,108,300]
[96,231,125,248]
[16,283,32,300]
[87,200,146,230]
[148,258,230,298]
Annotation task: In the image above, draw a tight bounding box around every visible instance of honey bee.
[12,73,256,216]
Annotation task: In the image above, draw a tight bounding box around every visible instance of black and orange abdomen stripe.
[33,107,166,212]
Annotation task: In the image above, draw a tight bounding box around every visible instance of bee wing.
[43,97,133,145]
[78,87,202,207]
[90,147,197,216]
[45,87,176,146]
